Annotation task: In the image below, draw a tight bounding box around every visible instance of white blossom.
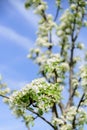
[77,43,84,49]
[70,4,76,10]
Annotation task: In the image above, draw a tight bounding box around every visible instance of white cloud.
[9,0,39,29]
[0,25,33,50]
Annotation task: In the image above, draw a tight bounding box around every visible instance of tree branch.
[68,1,80,108]
[41,9,48,22]
[0,94,9,99]
[67,7,85,109]
[54,6,60,21]
[72,93,85,129]
[52,103,59,130]
[66,77,81,109]
[53,69,64,114]
[59,102,64,114]
[26,107,55,129]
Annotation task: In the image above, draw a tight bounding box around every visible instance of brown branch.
[66,77,81,109]
[54,6,60,21]
[72,93,85,129]
[52,103,59,119]
[59,102,64,114]
[68,1,82,108]
[67,13,85,109]
[41,9,48,22]
[0,94,9,99]
[48,32,53,51]
[26,107,55,129]
[68,23,76,107]
[53,69,64,114]
[52,103,59,130]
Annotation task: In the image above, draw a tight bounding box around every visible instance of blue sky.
[0,0,41,130]
[0,0,57,130]
[0,0,87,130]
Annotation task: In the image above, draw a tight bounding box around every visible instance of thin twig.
[67,78,81,109]
[26,107,55,129]
[41,9,48,22]
[59,102,64,114]
[72,93,85,129]
[54,6,60,21]
[0,94,9,99]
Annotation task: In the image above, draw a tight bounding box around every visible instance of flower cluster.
[52,117,64,126]
[9,78,62,114]
[56,0,61,7]
[80,65,87,91]
[0,75,10,96]
[65,106,77,121]
[40,53,69,82]
[77,108,87,126]
[60,124,72,130]
[56,0,87,59]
